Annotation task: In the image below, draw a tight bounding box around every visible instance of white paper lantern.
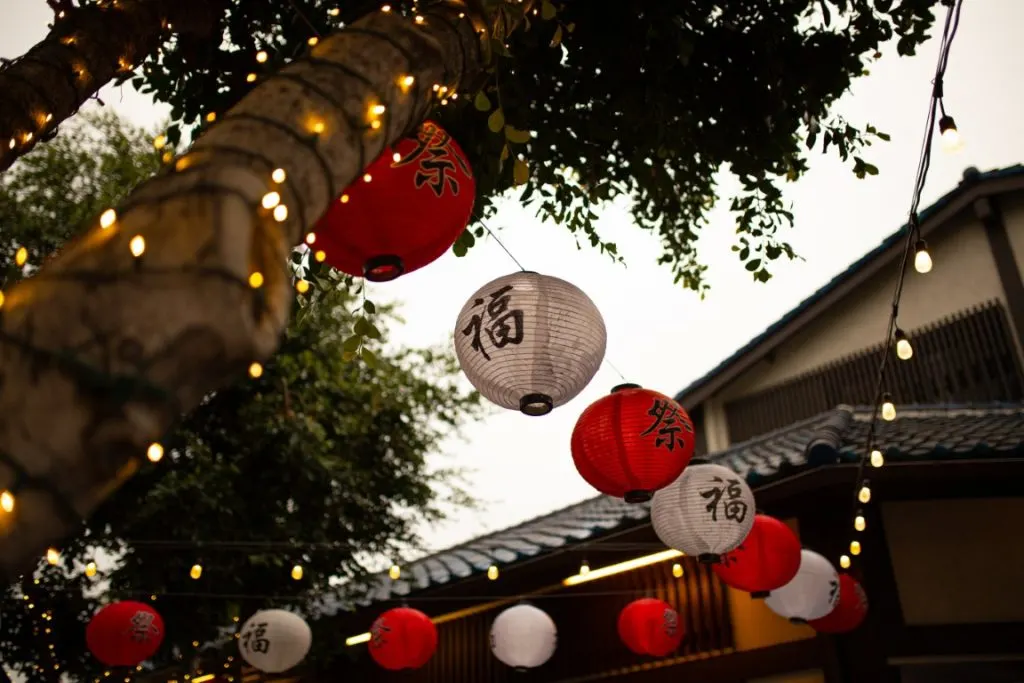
[765,549,840,622]
[490,603,557,670]
[454,271,606,416]
[237,609,312,673]
[651,461,756,562]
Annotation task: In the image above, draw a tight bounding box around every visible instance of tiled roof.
[316,403,1024,615]
[672,164,1024,408]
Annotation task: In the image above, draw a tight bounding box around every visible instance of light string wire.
[843,0,963,570]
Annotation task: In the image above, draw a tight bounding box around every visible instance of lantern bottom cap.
[363,254,405,282]
[519,393,553,416]
[750,590,770,599]
[623,490,652,504]
[611,382,642,393]
[790,617,807,625]
[697,553,721,564]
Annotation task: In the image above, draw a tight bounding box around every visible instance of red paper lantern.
[809,574,869,634]
[369,607,438,670]
[313,120,475,282]
[713,514,801,597]
[571,384,695,503]
[86,601,165,667]
[617,598,685,657]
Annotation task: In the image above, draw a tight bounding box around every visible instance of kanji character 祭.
[392,122,472,197]
[128,610,161,642]
[640,399,693,451]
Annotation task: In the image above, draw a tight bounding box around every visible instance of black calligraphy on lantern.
[461,284,525,360]
[392,123,472,197]
[639,399,693,451]
[240,621,271,654]
[699,475,750,523]
[128,610,161,642]
[662,608,679,637]
[371,618,391,648]
[719,544,745,568]
[828,579,839,605]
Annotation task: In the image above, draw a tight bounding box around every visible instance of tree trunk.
[0,1,491,580]
[0,0,221,174]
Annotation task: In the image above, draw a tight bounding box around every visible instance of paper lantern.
[809,574,869,634]
[369,607,438,671]
[86,601,165,667]
[572,384,695,503]
[313,120,475,281]
[713,514,801,597]
[617,598,684,657]
[765,549,840,623]
[238,609,312,673]
[490,604,557,670]
[651,461,755,562]
[454,272,606,416]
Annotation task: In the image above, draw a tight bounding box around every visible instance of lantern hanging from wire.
[651,461,755,563]
[454,271,606,416]
[808,573,869,634]
[713,514,802,597]
[617,598,685,657]
[764,549,840,623]
[238,609,312,673]
[571,384,695,503]
[313,120,475,282]
[86,601,165,667]
[490,603,557,670]
[369,607,438,670]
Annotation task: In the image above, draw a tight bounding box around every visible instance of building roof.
[318,402,1024,615]
[672,164,1024,409]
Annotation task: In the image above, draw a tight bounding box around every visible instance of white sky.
[4,1,1024,557]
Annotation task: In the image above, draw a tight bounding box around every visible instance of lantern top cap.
[611,382,642,393]
[689,456,712,465]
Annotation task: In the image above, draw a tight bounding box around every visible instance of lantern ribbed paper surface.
[651,462,755,562]
[490,604,557,670]
[86,601,164,667]
[764,549,840,622]
[713,514,802,596]
[808,574,869,634]
[370,607,438,671]
[238,609,312,673]
[617,598,685,657]
[314,120,475,282]
[454,272,606,416]
[572,385,694,503]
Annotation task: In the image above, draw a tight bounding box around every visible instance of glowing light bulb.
[938,115,962,152]
[579,561,590,575]
[672,563,684,578]
[46,548,60,565]
[363,173,372,183]
[205,112,216,123]
[256,50,268,63]
[370,104,386,116]
[414,14,424,23]
[850,540,862,556]
[858,485,871,504]
[261,191,281,209]
[129,235,145,257]
[307,36,319,46]
[315,250,326,262]
[246,73,257,83]
[381,4,392,11]
[153,135,166,150]
[296,279,310,294]
[147,442,164,463]
[248,362,263,378]
[99,208,117,229]
[389,564,401,580]
[85,561,97,577]
[273,204,288,222]
[340,194,350,203]
[248,272,264,288]
[305,232,317,244]
[895,330,913,361]
[881,395,896,422]
[487,565,499,580]
[392,152,401,162]
[370,119,381,130]
[914,239,932,274]
[870,449,884,468]
[854,515,866,532]
[190,563,202,580]
[291,564,304,580]
[839,554,851,569]
[398,74,415,92]
[272,168,286,183]
[329,8,340,16]
[1,490,14,513]
[15,247,28,266]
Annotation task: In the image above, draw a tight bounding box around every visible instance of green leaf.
[343,335,362,352]
[513,158,529,186]
[488,108,506,133]
[362,299,376,314]
[474,90,491,112]
[541,0,556,20]
[505,126,531,144]
[745,258,762,272]
[500,145,510,162]
[550,24,563,47]
[361,347,378,368]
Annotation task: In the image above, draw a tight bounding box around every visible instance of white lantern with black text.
[765,549,840,622]
[237,609,312,673]
[454,272,606,416]
[651,461,755,563]
[490,603,557,670]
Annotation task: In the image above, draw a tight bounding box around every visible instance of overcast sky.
[3,1,1024,558]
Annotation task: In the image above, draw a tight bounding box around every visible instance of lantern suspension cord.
[475,212,529,272]
[285,0,323,37]
[846,0,963,563]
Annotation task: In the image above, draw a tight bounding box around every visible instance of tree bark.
[0,0,221,174]
[0,2,488,580]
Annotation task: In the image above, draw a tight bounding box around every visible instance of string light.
[261,191,281,209]
[291,564,303,580]
[0,490,13,512]
[894,329,913,360]
[880,393,896,421]
[153,134,167,150]
[839,555,851,569]
[579,560,590,575]
[147,442,164,463]
[849,540,862,556]
[398,74,415,92]
[363,173,372,183]
[671,562,684,578]
[305,232,316,244]
[870,449,884,468]
[129,235,146,257]
[255,50,268,63]
[854,514,866,532]
[314,250,326,262]
[248,362,263,378]
[85,561,97,577]
[246,73,257,83]
[340,193,350,203]
[487,565,499,580]
[205,112,217,123]
[99,208,117,229]
[271,168,287,183]
[913,239,933,274]
[273,204,289,222]
[15,246,28,267]
[388,564,401,580]
[190,563,203,580]
[307,37,319,46]
[295,279,310,294]
[46,548,60,565]
[248,272,264,288]
[858,483,871,505]
[938,115,961,152]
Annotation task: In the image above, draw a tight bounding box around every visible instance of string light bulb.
[398,74,415,92]
[894,329,913,360]
[392,152,401,162]
[273,204,288,222]
[839,554,851,569]
[296,279,310,294]
[880,393,896,421]
[246,73,257,83]
[913,239,933,274]
[0,490,13,513]
[305,232,316,244]
[579,560,590,575]
[850,540,862,556]
[248,272,264,288]
[100,208,117,229]
[487,565,499,580]
[307,37,319,46]
[129,235,146,257]
[46,548,60,566]
[870,449,884,468]
[256,50,268,63]
[672,562,684,578]
[271,168,287,183]
[153,134,166,150]
[85,561,97,577]
[854,514,866,532]
[314,250,327,262]
[858,483,872,504]
[190,563,203,580]
[388,564,401,580]
[15,247,28,267]
[938,115,962,152]
[261,191,281,209]
[291,564,303,580]
[147,442,164,463]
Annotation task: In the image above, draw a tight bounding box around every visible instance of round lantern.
[490,603,557,670]
[86,601,165,667]
[237,609,312,673]
[313,120,475,282]
[764,549,840,623]
[713,514,801,597]
[617,598,685,657]
[809,574,868,634]
[454,272,606,416]
[651,461,756,563]
[571,384,695,503]
[369,607,438,671]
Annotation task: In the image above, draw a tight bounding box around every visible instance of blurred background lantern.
[713,514,801,597]
[617,598,685,657]
[237,609,312,673]
[809,573,869,634]
[490,603,557,670]
[312,120,475,282]
[454,272,606,416]
[651,461,755,562]
[571,384,695,503]
[86,601,164,667]
[369,607,438,671]
[764,549,840,623]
